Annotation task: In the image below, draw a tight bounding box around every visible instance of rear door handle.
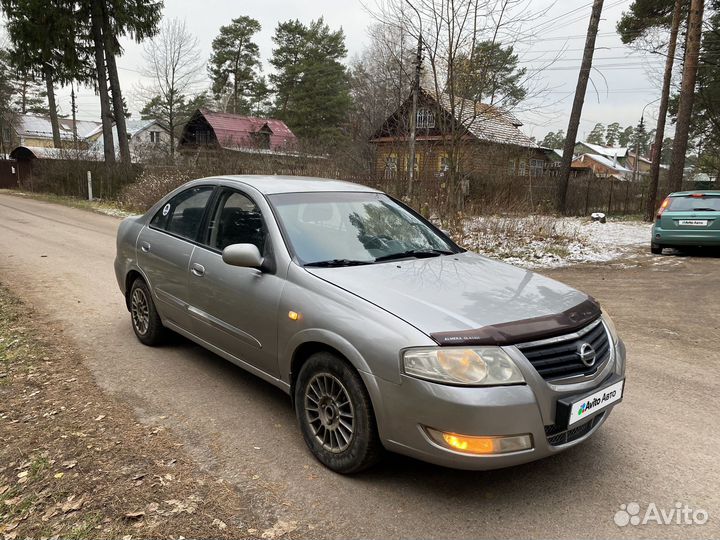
[140,241,151,253]
[190,263,205,277]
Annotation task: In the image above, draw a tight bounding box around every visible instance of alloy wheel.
[304,373,355,453]
[130,287,150,336]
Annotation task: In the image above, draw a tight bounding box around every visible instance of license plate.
[555,377,625,428]
[678,219,708,226]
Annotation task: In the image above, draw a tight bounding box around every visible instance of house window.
[518,159,527,177]
[529,158,544,177]
[384,154,398,179]
[438,153,450,174]
[149,130,162,143]
[251,130,271,150]
[405,154,421,175]
[508,159,516,174]
[416,108,435,129]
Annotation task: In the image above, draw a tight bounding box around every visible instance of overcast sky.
[50,0,667,143]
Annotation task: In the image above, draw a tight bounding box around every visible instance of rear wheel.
[650,243,663,255]
[129,278,166,346]
[295,352,383,474]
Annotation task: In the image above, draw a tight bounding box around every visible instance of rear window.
[668,195,720,212]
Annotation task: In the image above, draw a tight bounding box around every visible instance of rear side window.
[151,186,214,240]
[668,195,720,212]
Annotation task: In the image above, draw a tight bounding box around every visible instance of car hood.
[305,252,593,340]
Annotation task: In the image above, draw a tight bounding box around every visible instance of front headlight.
[402,347,525,386]
[602,313,619,344]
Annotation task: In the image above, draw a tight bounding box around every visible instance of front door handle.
[140,241,151,253]
[190,263,205,277]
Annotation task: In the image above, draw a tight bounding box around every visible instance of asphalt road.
[0,193,718,539]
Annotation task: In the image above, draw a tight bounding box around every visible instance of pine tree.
[0,0,87,148]
[270,18,351,143]
[92,0,163,163]
[208,16,265,115]
[0,48,15,155]
[586,123,606,145]
[605,122,622,146]
[540,130,565,148]
[619,126,635,147]
[454,41,527,107]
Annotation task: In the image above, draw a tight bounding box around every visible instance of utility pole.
[556,0,604,214]
[407,33,422,200]
[644,0,683,221]
[668,0,705,193]
[71,83,79,152]
[634,116,644,183]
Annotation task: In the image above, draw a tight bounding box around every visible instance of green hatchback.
[651,191,720,254]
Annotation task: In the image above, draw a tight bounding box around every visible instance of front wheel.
[129,278,166,346]
[295,352,383,474]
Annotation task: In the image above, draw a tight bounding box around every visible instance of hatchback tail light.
[656,197,671,221]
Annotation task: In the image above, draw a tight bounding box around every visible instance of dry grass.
[456,214,584,263]
[0,284,297,539]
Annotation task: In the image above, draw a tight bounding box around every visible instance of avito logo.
[578,388,618,417]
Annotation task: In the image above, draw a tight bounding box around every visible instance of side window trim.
[148,184,218,244]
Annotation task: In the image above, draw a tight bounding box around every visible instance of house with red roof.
[179,109,298,155]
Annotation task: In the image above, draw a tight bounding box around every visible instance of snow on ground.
[460,216,651,269]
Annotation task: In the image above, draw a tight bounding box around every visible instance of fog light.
[426,428,532,455]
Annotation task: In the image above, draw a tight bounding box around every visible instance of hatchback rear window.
[668,195,720,212]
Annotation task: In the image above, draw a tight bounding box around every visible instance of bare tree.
[139,18,204,158]
[668,0,705,192]
[370,0,547,213]
[556,0,604,215]
[644,0,683,222]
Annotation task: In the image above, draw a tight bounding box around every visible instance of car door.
[187,187,283,377]
[137,185,215,331]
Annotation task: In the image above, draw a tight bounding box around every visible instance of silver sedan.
[114,175,626,473]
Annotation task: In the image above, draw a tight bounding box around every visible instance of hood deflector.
[430,298,602,347]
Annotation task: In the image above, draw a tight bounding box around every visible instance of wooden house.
[369,89,546,187]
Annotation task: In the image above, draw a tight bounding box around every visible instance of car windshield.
[268,192,460,265]
[668,195,720,212]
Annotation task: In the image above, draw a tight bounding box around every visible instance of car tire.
[650,243,662,255]
[129,278,166,346]
[295,352,383,474]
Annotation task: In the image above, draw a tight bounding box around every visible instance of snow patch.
[460,216,651,269]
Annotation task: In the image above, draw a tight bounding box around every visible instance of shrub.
[117,168,194,212]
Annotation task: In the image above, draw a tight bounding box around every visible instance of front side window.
[207,190,267,253]
[269,192,459,265]
[150,186,214,240]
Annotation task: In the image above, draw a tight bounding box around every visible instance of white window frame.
[529,158,544,177]
[416,108,435,129]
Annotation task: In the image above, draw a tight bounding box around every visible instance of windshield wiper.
[691,208,719,212]
[374,249,454,262]
[305,259,374,268]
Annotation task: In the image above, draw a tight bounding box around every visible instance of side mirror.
[222,243,264,269]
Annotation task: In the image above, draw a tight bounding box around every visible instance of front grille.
[545,413,605,446]
[516,318,611,381]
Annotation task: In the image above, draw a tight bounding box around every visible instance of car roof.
[670,190,720,196]
[212,175,382,195]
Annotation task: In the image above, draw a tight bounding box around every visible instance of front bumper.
[652,223,720,246]
[364,339,626,470]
